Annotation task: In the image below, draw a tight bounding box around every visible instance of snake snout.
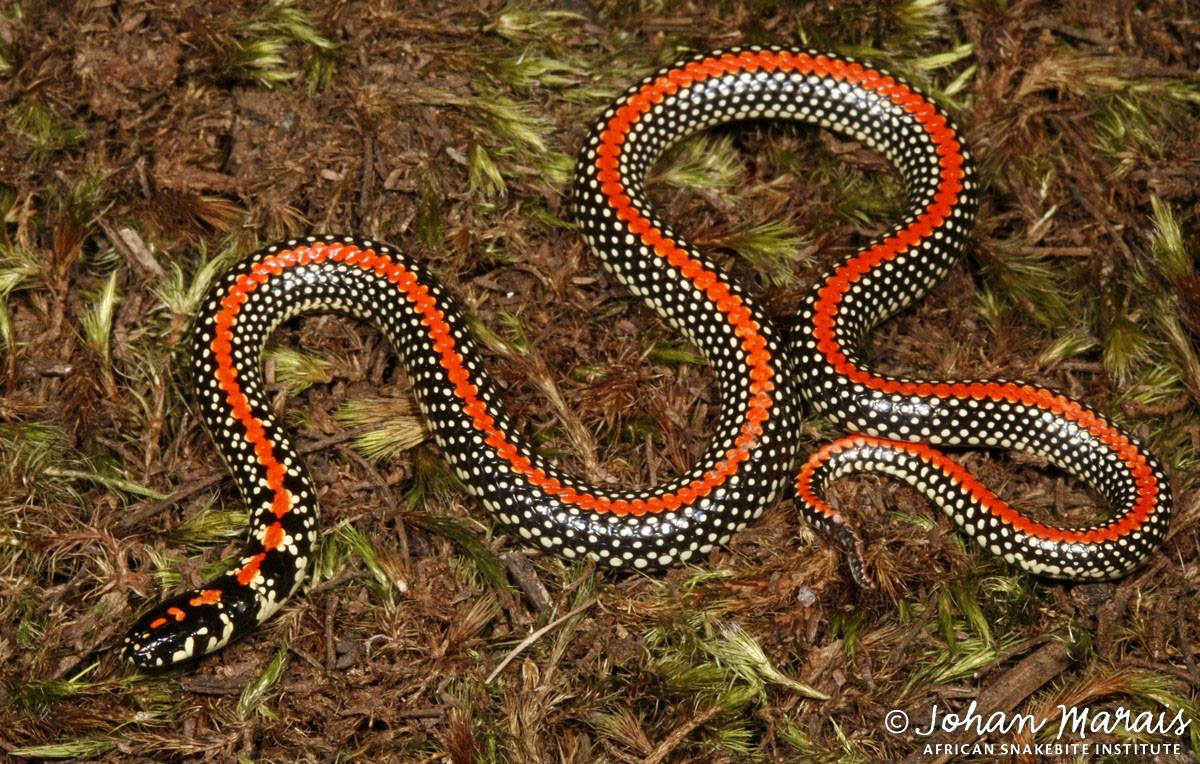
[123,606,200,670]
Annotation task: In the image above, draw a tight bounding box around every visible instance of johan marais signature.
[888,700,1191,740]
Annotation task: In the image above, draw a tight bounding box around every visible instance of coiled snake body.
[124,47,1172,668]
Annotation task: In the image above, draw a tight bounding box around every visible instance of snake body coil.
[124,47,1172,668]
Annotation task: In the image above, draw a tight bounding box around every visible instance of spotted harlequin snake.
[124,47,1172,668]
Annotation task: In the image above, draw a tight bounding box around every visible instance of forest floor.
[1,1,1198,762]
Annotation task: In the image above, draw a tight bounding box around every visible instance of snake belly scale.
[123,47,1172,669]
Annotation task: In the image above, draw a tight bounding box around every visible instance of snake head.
[123,585,257,670]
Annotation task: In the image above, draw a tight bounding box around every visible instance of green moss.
[217,0,334,88]
[79,270,120,363]
[237,644,288,721]
[263,345,334,395]
[718,219,811,287]
[165,506,248,550]
[11,664,99,716]
[334,397,427,463]
[5,101,85,163]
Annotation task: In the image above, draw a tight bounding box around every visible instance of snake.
[123,47,1172,669]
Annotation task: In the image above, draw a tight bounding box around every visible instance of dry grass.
[1,0,1198,761]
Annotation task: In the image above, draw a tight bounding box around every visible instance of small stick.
[643,704,723,764]
[485,596,597,683]
[324,595,338,671]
